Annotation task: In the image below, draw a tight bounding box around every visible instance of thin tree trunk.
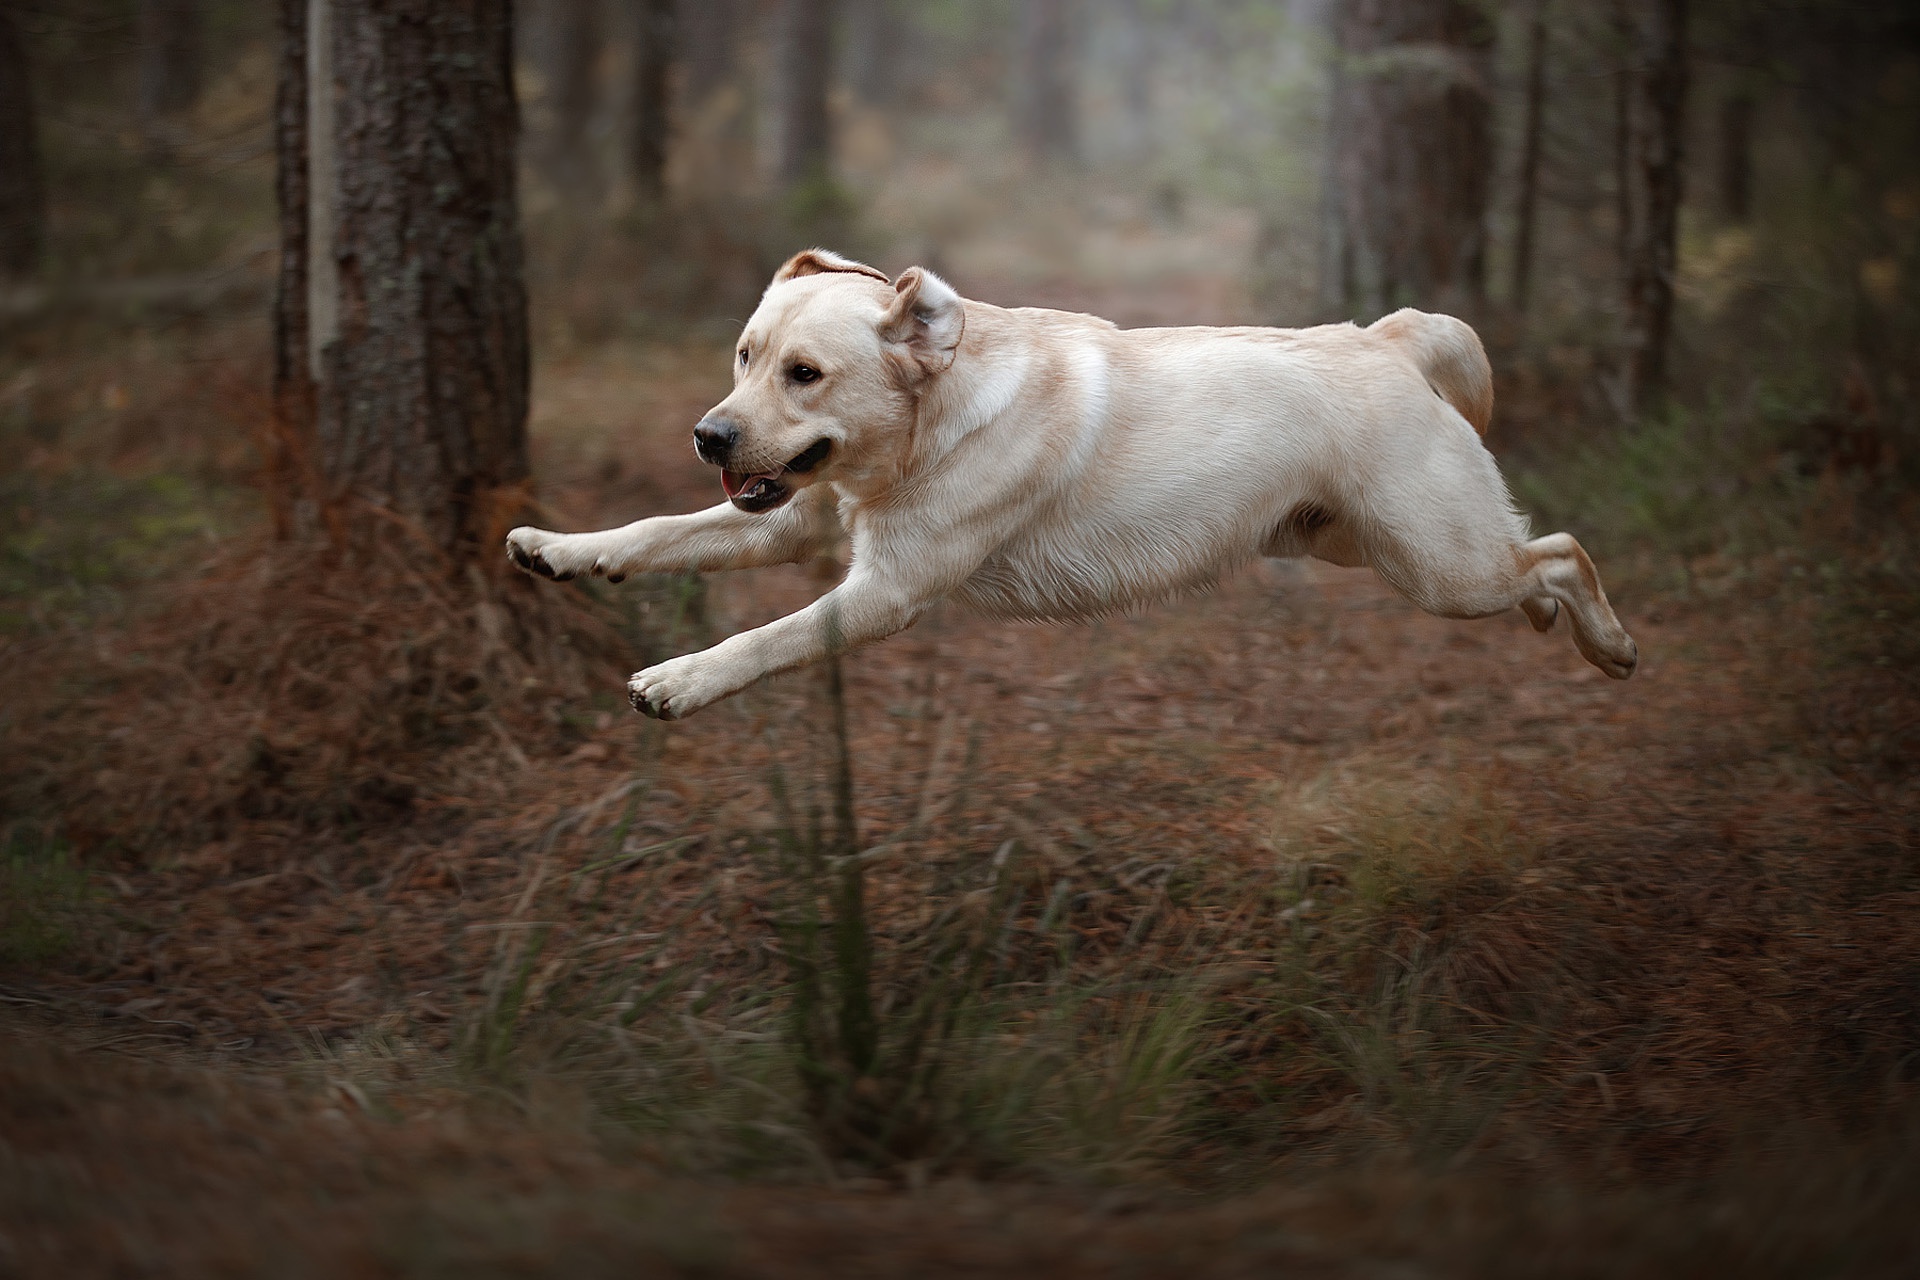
[1327,0,1494,317]
[1617,0,1689,414]
[273,0,530,558]
[1509,0,1548,313]
[844,0,897,107]
[1717,89,1752,221]
[674,0,746,199]
[138,0,202,118]
[631,0,674,201]
[1015,0,1077,165]
[1612,8,1628,273]
[0,5,44,280]
[1115,0,1154,157]
[1316,43,1351,319]
[776,0,834,189]
[677,0,737,109]
[537,0,599,196]
[270,0,312,538]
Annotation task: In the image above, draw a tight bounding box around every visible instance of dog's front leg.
[625,565,924,720]
[506,489,836,582]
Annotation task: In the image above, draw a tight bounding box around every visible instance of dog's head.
[691,249,965,512]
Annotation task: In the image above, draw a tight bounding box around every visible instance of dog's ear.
[771,248,890,286]
[878,267,965,377]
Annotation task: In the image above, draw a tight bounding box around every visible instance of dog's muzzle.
[717,437,832,514]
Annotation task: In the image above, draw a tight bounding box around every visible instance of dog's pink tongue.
[721,470,772,499]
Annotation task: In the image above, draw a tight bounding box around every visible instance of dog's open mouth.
[720,437,832,513]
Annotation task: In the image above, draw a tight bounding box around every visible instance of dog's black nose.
[692,416,738,463]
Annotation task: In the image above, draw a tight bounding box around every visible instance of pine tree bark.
[138,0,203,118]
[1015,0,1078,165]
[1324,0,1494,317]
[1509,0,1548,313]
[1616,0,1689,414]
[272,0,531,558]
[0,5,44,280]
[631,0,674,200]
[776,0,834,189]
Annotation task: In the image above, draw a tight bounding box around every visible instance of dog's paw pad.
[627,681,675,720]
[506,540,560,580]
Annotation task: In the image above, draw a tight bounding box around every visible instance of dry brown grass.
[4,527,630,851]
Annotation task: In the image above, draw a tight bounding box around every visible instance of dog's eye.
[789,364,821,385]
[738,347,749,366]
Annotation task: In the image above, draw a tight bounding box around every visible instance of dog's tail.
[1368,308,1494,437]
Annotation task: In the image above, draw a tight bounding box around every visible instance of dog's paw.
[1597,634,1638,680]
[627,655,728,721]
[505,526,575,580]
[505,527,623,583]
[1575,628,1639,681]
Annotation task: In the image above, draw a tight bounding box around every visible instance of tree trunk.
[273,0,531,558]
[1114,0,1154,157]
[533,0,599,196]
[0,5,44,280]
[776,0,834,189]
[1325,0,1494,318]
[844,0,898,107]
[1509,0,1548,313]
[1316,28,1351,319]
[1015,0,1077,165]
[1616,0,1689,414]
[631,0,674,201]
[269,0,312,539]
[1717,89,1752,222]
[677,0,738,109]
[138,0,203,118]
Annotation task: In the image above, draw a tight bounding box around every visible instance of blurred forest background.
[2,1,1919,1276]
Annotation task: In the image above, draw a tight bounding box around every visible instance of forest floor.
[3,268,1919,1276]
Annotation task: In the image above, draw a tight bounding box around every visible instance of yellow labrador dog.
[507,250,1637,719]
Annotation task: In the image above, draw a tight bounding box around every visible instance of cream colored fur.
[507,250,1637,720]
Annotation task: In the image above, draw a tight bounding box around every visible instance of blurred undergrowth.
[0,825,90,969]
[0,466,247,632]
[1510,381,1917,581]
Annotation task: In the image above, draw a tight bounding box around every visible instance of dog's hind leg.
[1369,520,1637,678]
[1356,440,1636,677]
